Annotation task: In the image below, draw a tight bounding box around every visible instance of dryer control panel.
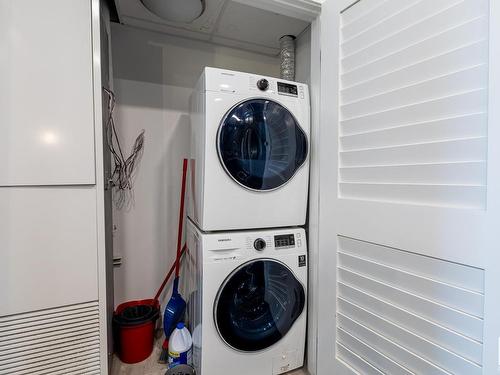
[274,234,295,249]
[277,82,298,97]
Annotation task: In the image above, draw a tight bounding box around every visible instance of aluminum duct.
[279,35,296,81]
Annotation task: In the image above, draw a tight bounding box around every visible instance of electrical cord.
[103,87,145,209]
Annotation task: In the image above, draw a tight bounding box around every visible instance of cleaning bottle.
[168,322,193,368]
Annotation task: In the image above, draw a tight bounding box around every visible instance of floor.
[111,338,309,375]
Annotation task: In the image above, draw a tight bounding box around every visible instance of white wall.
[296,26,312,85]
[111,23,281,307]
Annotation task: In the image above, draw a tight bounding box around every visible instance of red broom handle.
[154,244,187,302]
[175,159,189,278]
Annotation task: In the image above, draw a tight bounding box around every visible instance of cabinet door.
[0,0,95,186]
[0,187,99,316]
[318,0,500,374]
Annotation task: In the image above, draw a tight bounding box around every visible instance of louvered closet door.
[317,0,500,374]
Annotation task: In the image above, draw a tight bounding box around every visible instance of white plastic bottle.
[168,322,193,368]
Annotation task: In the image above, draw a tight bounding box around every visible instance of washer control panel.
[244,231,304,252]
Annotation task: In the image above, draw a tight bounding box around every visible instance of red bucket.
[113,299,160,364]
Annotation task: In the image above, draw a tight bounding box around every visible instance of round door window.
[214,259,305,352]
[217,99,308,191]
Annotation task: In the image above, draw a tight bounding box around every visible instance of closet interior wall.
[296,26,312,85]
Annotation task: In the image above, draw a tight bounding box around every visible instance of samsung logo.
[218,238,232,242]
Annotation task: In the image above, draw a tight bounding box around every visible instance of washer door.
[214,259,305,352]
[217,99,308,191]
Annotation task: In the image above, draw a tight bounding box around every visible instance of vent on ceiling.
[338,0,489,209]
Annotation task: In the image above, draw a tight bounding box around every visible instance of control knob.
[253,238,266,251]
[257,79,269,91]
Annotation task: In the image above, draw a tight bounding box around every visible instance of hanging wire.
[103,87,145,209]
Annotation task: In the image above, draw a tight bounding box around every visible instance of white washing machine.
[188,67,310,231]
[182,219,308,375]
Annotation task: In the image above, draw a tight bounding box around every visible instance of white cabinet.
[0,187,99,316]
[0,0,96,186]
[0,1,110,373]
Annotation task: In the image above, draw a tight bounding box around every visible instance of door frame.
[305,13,322,375]
[312,1,338,373]
[91,0,111,372]
[111,0,325,372]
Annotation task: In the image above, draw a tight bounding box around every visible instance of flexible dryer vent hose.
[279,35,296,81]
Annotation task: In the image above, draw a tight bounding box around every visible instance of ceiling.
[113,0,312,56]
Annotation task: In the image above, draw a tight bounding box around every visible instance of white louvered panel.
[0,334,99,355]
[338,283,482,364]
[340,137,487,167]
[336,237,485,375]
[338,328,413,375]
[0,312,100,337]
[342,17,488,88]
[342,0,487,67]
[0,302,101,375]
[339,183,486,209]
[340,113,488,150]
[338,314,450,375]
[339,0,489,208]
[29,357,100,375]
[338,252,484,317]
[339,299,481,375]
[340,89,487,136]
[341,65,488,119]
[35,366,100,375]
[342,0,486,68]
[337,342,385,375]
[341,42,489,104]
[338,237,484,291]
[342,0,445,48]
[341,0,397,28]
[338,268,484,342]
[340,162,486,186]
[0,303,100,325]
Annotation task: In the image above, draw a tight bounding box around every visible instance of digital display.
[277,82,298,96]
[274,234,295,248]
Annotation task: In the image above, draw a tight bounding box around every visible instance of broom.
[153,244,186,363]
[159,159,189,363]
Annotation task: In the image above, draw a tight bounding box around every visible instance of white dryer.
[188,67,310,231]
[183,219,307,375]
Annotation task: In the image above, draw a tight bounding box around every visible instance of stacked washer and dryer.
[185,67,310,375]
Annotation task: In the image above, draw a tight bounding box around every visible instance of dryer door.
[214,259,305,352]
[217,99,308,191]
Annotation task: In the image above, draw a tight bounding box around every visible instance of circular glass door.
[214,259,305,352]
[217,99,308,191]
